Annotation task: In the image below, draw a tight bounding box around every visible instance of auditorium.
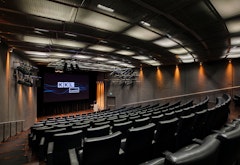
[1,0,240,164]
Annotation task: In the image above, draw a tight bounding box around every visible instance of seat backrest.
[86,124,110,138]
[133,117,150,128]
[193,109,208,139]
[151,114,164,124]
[71,124,90,137]
[53,130,83,151]
[123,123,156,164]
[176,113,195,149]
[82,131,122,165]
[45,128,67,143]
[92,120,111,127]
[113,118,128,124]
[154,117,179,152]
[165,134,220,165]
[112,121,133,138]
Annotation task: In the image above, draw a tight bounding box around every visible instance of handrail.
[122,85,240,107]
[0,120,25,125]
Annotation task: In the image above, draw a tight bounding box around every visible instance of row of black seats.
[30,94,231,164]
[47,95,230,165]
[29,97,208,160]
[140,118,240,165]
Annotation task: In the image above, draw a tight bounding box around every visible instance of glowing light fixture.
[115,50,135,56]
[88,45,115,52]
[124,26,160,41]
[169,47,188,54]
[153,38,178,48]
[97,4,114,12]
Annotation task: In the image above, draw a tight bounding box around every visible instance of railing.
[0,120,25,142]
[122,86,240,107]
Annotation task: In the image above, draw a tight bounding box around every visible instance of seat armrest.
[47,142,54,154]
[68,148,79,165]
[47,142,54,165]
[40,137,45,146]
[32,134,36,141]
[192,138,203,144]
[162,150,172,156]
[39,137,45,161]
[212,130,222,134]
[119,148,125,155]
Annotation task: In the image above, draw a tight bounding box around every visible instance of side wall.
[106,59,240,108]
[0,43,37,142]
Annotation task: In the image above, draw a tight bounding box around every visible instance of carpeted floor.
[0,131,29,165]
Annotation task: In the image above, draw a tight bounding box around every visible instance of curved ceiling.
[0,0,239,72]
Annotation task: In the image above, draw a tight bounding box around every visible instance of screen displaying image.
[43,73,89,102]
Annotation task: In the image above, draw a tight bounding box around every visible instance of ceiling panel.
[0,0,239,72]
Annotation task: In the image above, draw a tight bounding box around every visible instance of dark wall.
[105,59,240,108]
[0,42,37,141]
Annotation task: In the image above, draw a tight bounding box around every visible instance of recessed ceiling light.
[107,60,121,64]
[97,4,114,13]
[231,37,240,45]
[34,28,49,32]
[132,56,149,60]
[92,57,108,61]
[124,26,160,41]
[76,8,129,32]
[142,60,161,66]
[65,33,77,37]
[227,53,240,58]
[210,0,240,19]
[226,20,240,33]
[181,58,195,63]
[73,55,92,59]
[153,38,178,48]
[24,51,48,56]
[177,54,193,60]
[115,50,135,56]
[140,21,151,27]
[88,45,115,52]
[169,47,188,54]
[230,47,240,53]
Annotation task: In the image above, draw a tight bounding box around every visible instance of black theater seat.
[176,113,195,150]
[121,123,156,165]
[216,123,240,165]
[112,121,133,139]
[69,131,122,165]
[153,117,179,156]
[133,117,150,128]
[164,134,220,165]
[47,130,83,165]
[85,124,110,138]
